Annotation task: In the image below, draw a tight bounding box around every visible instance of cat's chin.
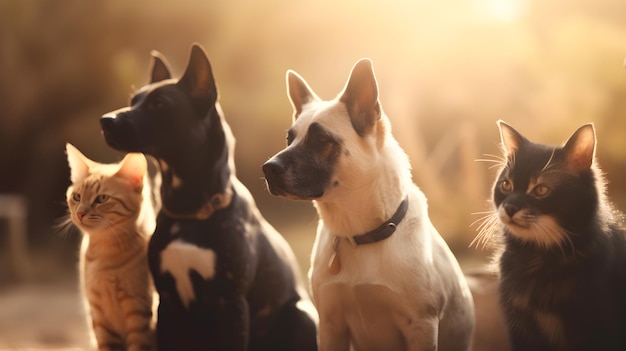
[503,216,568,248]
[503,224,532,239]
[76,221,104,232]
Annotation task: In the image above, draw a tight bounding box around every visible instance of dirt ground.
[0,220,318,351]
[0,281,91,350]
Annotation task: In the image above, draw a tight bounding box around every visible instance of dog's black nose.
[262,159,286,180]
[99,111,137,152]
[100,114,116,131]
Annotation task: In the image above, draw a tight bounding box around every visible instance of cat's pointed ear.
[563,123,596,172]
[177,44,218,103]
[150,50,172,83]
[116,153,147,191]
[66,143,93,183]
[286,70,319,119]
[498,120,527,156]
[339,58,381,137]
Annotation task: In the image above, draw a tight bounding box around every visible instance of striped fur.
[65,143,156,351]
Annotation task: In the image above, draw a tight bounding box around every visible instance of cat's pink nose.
[77,212,86,220]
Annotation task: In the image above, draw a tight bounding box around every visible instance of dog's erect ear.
[178,44,218,103]
[150,50,172,83]
[340,58,381,137]
[562,123,596,172]
[498,120,528,157]
[287,70,318,119]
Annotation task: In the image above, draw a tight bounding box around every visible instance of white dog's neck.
[314,137,412,238]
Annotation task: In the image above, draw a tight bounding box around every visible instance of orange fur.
[65,144,156,351]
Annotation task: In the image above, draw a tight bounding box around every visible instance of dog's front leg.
[398,316,439,351]
[155,293,249,351]
[318,317,350,351]
[204,294,250,350]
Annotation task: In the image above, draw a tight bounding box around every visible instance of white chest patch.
[160,239,217,309]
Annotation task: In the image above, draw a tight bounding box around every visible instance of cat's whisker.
[469,211,501,249]
[475,153,508,170]
[482,153,508,163]
[474,158,503,164]
[53,215,80,240]
[529,217,575,258]
[469,212,495,231]
[553,223,577,258]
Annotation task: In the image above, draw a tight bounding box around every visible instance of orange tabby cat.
[65,143,156,351]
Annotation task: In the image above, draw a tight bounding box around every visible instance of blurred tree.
[1,0,625,282]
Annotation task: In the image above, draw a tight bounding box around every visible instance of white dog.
[263,58,475,351]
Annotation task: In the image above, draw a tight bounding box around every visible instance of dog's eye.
[310,132,332,148]
[306,123,335,150]
[317,134,330,144]
[286,130,295,146]
[148,96,166,110]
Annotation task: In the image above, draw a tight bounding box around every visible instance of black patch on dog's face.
[263,122,342,200]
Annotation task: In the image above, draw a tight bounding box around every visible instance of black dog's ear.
[340,58,381,137]
[178,44,218,103]
[150,50,172,83]
[286,70,318,119]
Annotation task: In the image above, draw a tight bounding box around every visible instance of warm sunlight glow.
[475,0,526,22]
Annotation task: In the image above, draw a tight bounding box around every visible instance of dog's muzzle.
[262,157,288,196]
[263,154,326,200]
[100,108,141,152]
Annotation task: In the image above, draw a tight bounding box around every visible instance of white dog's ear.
[340,58,381,137]
[286,70,318,119]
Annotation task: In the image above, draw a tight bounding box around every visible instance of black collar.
[348,196,409,246]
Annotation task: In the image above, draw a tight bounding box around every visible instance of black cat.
[478,120,626,351]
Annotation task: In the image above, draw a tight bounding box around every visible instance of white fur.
[497,206,568,248]
[160,239,217,309]
[292,90,474,351]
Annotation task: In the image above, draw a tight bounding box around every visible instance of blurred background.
[1,0,625,348]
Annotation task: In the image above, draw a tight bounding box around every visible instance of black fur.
[494,121,626,351]
[100,44,317,351]
[263,122,342,199]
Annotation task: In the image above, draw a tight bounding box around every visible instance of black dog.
[100,44,317,351]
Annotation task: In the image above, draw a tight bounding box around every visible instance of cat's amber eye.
[94,194,110,204]
[500,179,513,193]
[533,185,550,197]
[71,192,81,202]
